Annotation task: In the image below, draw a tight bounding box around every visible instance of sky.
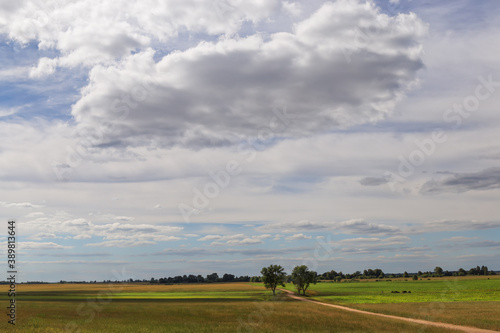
[0,0,499,282]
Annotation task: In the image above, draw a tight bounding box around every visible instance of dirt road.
[278,289,498,333]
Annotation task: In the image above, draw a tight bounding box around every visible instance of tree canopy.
[260,264,287,296]
[291,265,317,295]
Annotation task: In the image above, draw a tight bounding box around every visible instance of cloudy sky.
[1,0,499,282]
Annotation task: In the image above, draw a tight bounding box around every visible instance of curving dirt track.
[278,289,498,333]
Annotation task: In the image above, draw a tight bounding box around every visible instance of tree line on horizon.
[143,264,495,285]
[102,264,495,287]
[6,264,492,285]
[320,265,495,281]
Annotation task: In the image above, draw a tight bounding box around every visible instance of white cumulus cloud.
[69,0,427,149]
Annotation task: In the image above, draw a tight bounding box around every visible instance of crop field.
[280,275,500,331]
[13,283,269,301]
[0,281,467,332]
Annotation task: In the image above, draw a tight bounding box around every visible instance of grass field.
[280,275,500,331]
[281,275,500,303]
[350,301,500,331]
[14,283,270,301]
[1,277,498,332]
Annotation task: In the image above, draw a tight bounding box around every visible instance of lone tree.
[261,264,287,296]
[291,265,317,295]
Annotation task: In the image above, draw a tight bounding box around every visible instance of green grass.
[280,276,500,304]
[275,276,500,331]
[2,298,459,332]
[1,278,498,332]
[109,291,263,299]
[0,282,271,302]
[350,301,500,331]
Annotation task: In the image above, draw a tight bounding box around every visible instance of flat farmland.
[1,282,463,332]
[280,275,500,331]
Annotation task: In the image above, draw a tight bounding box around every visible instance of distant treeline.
[54,273,254,284]
[150,273,254,284]
[319,265,496,281]
[1,265,495,285]
[134,265,498,285]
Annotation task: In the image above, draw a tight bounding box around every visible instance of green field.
[281,275,500,304]
[1,277,498,332]
[279,275,500,331]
